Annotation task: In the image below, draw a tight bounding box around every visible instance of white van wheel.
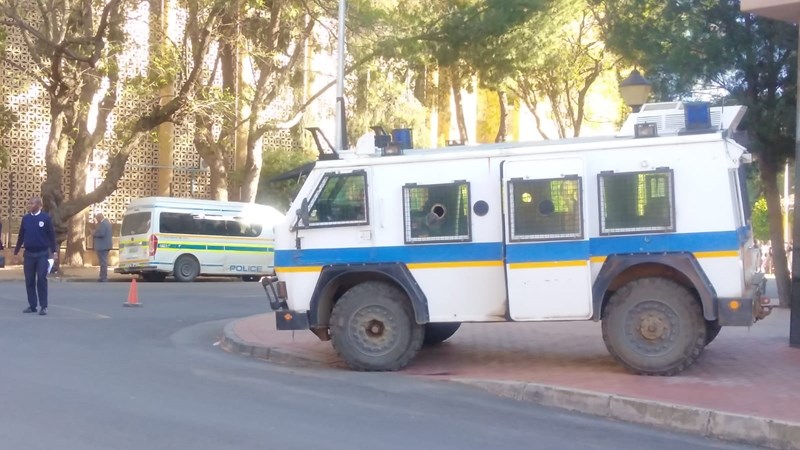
[330,281,424,371]
[173,255,200,282]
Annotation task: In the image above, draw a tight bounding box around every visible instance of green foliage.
[257,147,317,211]
[128,42,183,95]
[507,0,620,138]
[0,105,18,169]
[346,59,431,147]
[751,197,770,242]
[595,0,797,163]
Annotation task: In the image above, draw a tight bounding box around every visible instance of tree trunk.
[240,136,262,203]
[450,71,469,144]
[65,213,86,266]
[206,151,229,201]
[41,100,69,244]
[64,137,92,266]
[495,90,509,143]
[760,158,791,307]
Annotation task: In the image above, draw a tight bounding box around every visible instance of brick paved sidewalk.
[223,307,800,449]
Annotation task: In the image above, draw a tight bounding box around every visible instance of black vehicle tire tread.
[423,322,461,346]
[330,281,424,371]
[173,255,200,282]
[602,277,706,376]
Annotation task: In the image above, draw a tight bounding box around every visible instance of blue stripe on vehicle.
[275,230,741,268]
[589,231,739,255]
[275,242,503,267]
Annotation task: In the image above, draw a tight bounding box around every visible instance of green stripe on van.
[156,243,274,253]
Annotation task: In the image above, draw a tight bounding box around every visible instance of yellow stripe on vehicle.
[694,250,739,259]
[157,233,275,242]
[407,260,504,270]
[276,266,323,274]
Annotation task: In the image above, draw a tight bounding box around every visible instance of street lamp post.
[334,0,347,153]
[619,69,652,113]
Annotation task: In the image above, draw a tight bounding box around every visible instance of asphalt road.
[0,280,763,450]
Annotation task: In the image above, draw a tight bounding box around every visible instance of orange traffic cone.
[123,278,142,307]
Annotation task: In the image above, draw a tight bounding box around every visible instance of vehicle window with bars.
[508,177,582,241]
[307,172,368,227]
[403,182,471,243]
[598,169,675,235]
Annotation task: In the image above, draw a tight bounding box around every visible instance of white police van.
[261,103,771,375]
[116,197,284,282]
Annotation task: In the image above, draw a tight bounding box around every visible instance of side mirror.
[296,198,310,228]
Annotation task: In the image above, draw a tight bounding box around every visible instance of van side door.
[501,158,592,320]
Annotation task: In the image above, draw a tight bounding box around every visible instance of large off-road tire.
[602,277,706,376]
[141,272,167,282]
[173,255,200,282]
[423,322,461,346]
[330,281,424,371]
[705,320,722,346]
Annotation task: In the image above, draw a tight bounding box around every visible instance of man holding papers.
[13,197,58,316]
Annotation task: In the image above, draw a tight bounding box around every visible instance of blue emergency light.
[680,102,714,134]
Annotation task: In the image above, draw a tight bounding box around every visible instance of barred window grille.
[599,169,675,235]
[306,172,368,227]
[509,177,583,241]
[403,182,471,243]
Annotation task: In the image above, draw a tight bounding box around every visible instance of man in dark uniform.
[13,197,58,316]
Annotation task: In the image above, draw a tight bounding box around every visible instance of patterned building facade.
[0,2,305,249]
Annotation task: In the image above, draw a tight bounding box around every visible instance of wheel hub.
[624,300,680,356]
[366,319,385,337]
[350,305,397,356]
[639,314,669,340]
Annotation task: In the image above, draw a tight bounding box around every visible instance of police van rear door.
[501,158,592,320]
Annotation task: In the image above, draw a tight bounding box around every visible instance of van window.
[160,212,198,234]
[403,182,471,243]
[509,177,582,241]
[599,169,675,235]
[307,172,368,226]
[121,212,152,236]
[159,212,263,237]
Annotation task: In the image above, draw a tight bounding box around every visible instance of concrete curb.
[452,379,800,450]
[219,321,326,367]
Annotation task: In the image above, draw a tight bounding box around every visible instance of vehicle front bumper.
[717,273,771,326]
[260,275,309,331]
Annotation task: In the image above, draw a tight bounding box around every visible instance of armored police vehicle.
[261,102,771,376]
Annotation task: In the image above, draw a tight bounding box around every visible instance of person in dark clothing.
[13,197,58,316]
[92,212,112,282]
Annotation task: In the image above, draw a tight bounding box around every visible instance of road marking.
[49,304,111,319]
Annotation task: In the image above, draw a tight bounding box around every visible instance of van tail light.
[149,234,158,257]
